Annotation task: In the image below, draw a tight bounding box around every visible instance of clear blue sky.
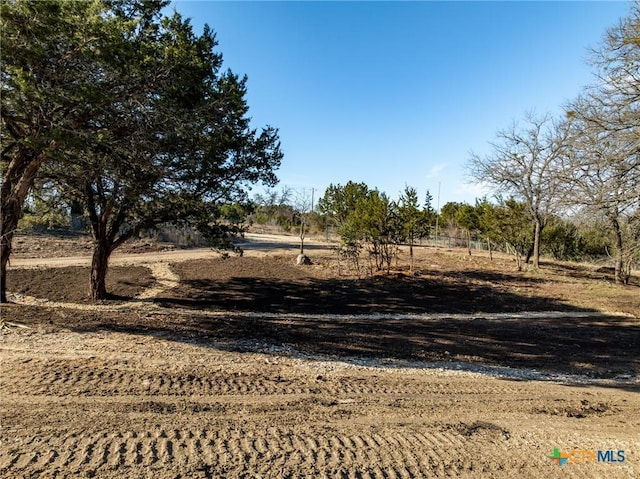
[171,0,631,208]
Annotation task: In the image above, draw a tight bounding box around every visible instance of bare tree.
[252,186,293,231]
[468,113,570,269]
[562,3,640,284]
[292,188,314,255]
[562,109,639,283]
[583,2,640,136]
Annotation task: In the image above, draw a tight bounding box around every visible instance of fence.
[416,235,488,251]
[320,229,492,252]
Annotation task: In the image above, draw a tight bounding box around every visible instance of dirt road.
[8,233,329,269]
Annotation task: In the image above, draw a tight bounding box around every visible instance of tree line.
[2,1,638,303]
[235,182,620,276]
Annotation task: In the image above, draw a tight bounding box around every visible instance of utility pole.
[435,181,440,249]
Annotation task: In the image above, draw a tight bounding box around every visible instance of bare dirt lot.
[2,233,639,478]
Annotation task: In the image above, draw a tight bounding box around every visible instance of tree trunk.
[90,241,111,300]
[525,222,535,264]
[611,218,627,284]
[409,234,414,272]
[354,249,361,279]
[506,242,523,271]
[0,236,12,303]
[532,218,542,269]
[1,144,60,302]
[466,229,471,256]
[487,237,493,261]
[1,196,22,303]
[515,251,523,271]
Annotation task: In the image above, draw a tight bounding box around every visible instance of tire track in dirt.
[4,358,634,478]
[2,424,620,479]
[3,303,639,479]
[0,356,530,398]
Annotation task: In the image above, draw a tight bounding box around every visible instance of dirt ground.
[1,233,639,478]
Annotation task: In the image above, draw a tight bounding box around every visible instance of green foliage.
[455,203,479,232]
[456,197,532,268]
[18,196,70,232]
[396,185,431,268]
[2,0,283,299]
[396,186,428,241]
[541,217,583,261]
[219,202,253,226]
[319,182,402,272]
[351,190,397,272]
[1,0,120,300]
[579,225,612,258]
[317,181,369,227]
[494,198,533,269]
[440,202,464,227]
[276,214,294,232]
[423,189,437,226]
[475,198,500,242]
[306,211,327,235]
[251,188,295,231]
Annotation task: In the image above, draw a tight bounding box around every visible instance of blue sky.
[171,0,631,208]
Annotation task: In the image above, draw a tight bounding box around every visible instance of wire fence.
[416,235,489,251]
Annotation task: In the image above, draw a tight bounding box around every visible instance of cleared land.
[1,233,639,478]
